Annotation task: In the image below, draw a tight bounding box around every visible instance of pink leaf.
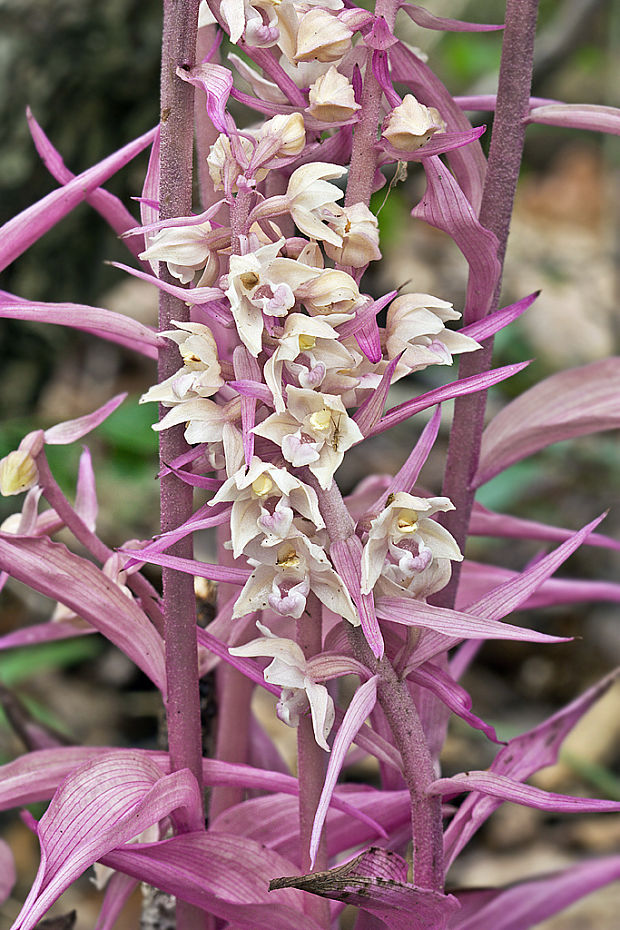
[380,126,486,163]
[373,406,442,509]
[411,155,500,323]
[271,847,460,929]
[12,753,201,930]
[527,103,620,135]
[0,839,16,905]
[177,63,234,133]
[74,448,98,532]
[0,536,165,689]
[400,5,503,32]
[44,394,126,444]
[310,676,379,866]
[119,547,251,585]
[330,537,384,658]
[408,664,500,743]
[0,126,157,273]
[94,870,138,930]
[468,501,620,552]
[460,290,539,343]
[354,354,402,436]
[367,361,529,438]
[474,358,620,486]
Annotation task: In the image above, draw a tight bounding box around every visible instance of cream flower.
[209,456,324,557]
[381,95,445,152]
[385,294,480,377]
[253,386,363,489]
[295,9,353,63]
[140,322,223,406]
[259,113,306,158]
[324,202,381,267]
[285,163,347,246]
[138,221,215,284]
[265,313,354,412]
[220,0,280,45]
[360,491,462,595]
[296,268,361,316]
[307,66,360,122]
[233,534,359,624]
[229,621,335,751]
[0,450,38,496]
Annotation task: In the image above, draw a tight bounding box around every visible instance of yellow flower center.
[240,271,260,290]
[251,474,274,497]
[298,333,317,351]
[396,509,419,533]
[277,546,301,569]
[181,349,202,366]
[309,408,333,432]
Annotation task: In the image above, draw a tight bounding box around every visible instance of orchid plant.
[1,1,620,928]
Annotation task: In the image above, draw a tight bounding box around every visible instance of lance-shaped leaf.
[428,769,620,814]
[408,664,500,743]
[0,127,157,273]
[26,109,146,264]
[0,536,165,690]
[11,752,201,930]
[94,871,137,930]
[101,832,322,929]
[271,847,460,930]
[109,261,227,317]
[411,155,500,323]
[310,676,379,867]
[372,406,441,511]
[74,447,98,532]
[474,358,620,486]
[0,295,160,358]
[380,126,486,163]
[468,501,620,552]
[526,102,620,134]
[0,621,96,652]
[120,546,251,585]
[44,394,127,445]
[460,291,539,343]
[330,537,383,658]
[400,5,503,32]
[354,355,402,436]
[452,855,620,930]
[367,361,529,438]
[0,839,16,906]
[443,666,620,867]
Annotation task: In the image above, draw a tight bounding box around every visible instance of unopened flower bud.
[382,95,445,152]
[261,113,306,157]
[307,66,361,122]
[324,202,381,267]
[0,450,39,496]
[295,10,353,63]
[297,268,361,315]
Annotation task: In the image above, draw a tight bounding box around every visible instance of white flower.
[233,534,359,624]
[138,221,217,284]
[385,294,480,377]
[361,492,462,595]
[209,456,324,557]
[324,202,381,267]
[381,95,445,152]
[140,322,223,405]
[229,621,335,750]
[295,9,353,63]
[253,387,363,489]
[307,66,360,122]
[285,163,347,246]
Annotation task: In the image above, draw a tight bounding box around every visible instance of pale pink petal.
[74,448,98,532]
[44,395,127,444]
[0,536,165,689]
[0,126,156,273]
[176,63,234,133]
[475,359,620,486]
[272,846,460,930]
[310,676,379,867]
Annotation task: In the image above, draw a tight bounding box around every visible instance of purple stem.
[159,5,205,927]
[296,599,330,926]
[438,0,540,608]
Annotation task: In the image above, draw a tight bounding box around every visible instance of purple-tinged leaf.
[474,358,620,486]
[0,127,157,273]
[94,871,137,930]
[375,597,568,644]
[354,317,383,363]
[120,547,251,585]
[101,832,322,929]
[428,769,620,814]
[140,127,160,273]
[74,448,98,532]
[26,110,146,264]
[400,4,504,32]
[0,296,160,358]
[371,50,401,107]
[373,406,442,510]
[109,261,226,312]
[364,16,398,51]
[451,855,620,930]
[380,126,486,163]
[0,536,165,689]
[0,621,96,652]
[0,683,71,751]
[527,103,620,135]
[337,291,397,339]
[389,42,486,212]
[136,506,232,558]
[443,666,620,866]
[460,290,539,343]
[411,155,500,323]
[44,394,126,444]
[177,63,234,133]
[271,847,460,930]
[12,754,201,930]
[331,537,384,658]
[354,355,402,436]
[408,664,500,743]
[229,380,273,405]
[469,501,620,552]
[366,361,529,438]
[310,676,379,867]
[0,838,16,905]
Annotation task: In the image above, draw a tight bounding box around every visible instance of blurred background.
[0,0,619,926]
